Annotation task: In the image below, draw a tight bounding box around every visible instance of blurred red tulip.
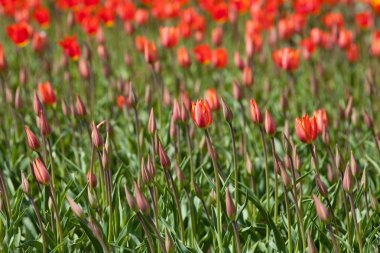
[177,47,191,68]
[295,114,318,143]
[191,99,213,129]
[212,27,223,46]
[135,36,148,52]
[6,22,32,47]
[135,9,149,25]
[272,48,300,71]
[300,38,316,60]
[242,66,253,87]
[59,35,81,61]
[32,31,48,54]
[346,43,359,63]
[205,88,220,111]
[81,16,99,36]
[160,27,179,48]
[210,2,228,23]
[323,12,344,29]
[371,31,380,57]
[34,7,50,29]
[249,99,262,124]
[212,48,228,69]
[338,29,353,49]
[355,12,373,30]
[293,0,320,15]
[313,109,329,133]
[38,82,56,105]
[144,40,158,64]
[193,44,212,64]
[98,7,115,27]
[0,43,6,72]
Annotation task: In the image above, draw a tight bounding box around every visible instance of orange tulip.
[193,44,212,64]
[295,114,319,143]
[191,99,213,129]
[33,158,51,186]
[59,35,81,61]
[205,88,220,111]
[98,7,115,27]
[313,109,329,133]
[272,48,300,71]
[144,40,158,64]
[177,47,191,68]
[212,48,228,69]
[323,12,344,29]
[160,27,179,48]
[38,82,57,105]
[371,0,380,14]
[6,22,32,47]
[249,99,263,124]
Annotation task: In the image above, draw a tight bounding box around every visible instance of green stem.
[48,185,64,252]
[259,126,270,241]
[290,190,306,251]
[349,194,363,253]
[136,213,155,253]
[283,187,292,253]
[228,122,239,207]
[29,196,47,253]
[205,129,223,252]
[232,222,242,253]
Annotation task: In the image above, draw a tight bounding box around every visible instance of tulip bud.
[313,194,329,223]
[363,110,374,130]
[316,175,328,197]
[233,80,242,101]
[172,100,181,122]
[343,163,354,193]
[128,84,138,109]
[21,171,29,195]
[221,97,233,123]
[134,182,150,215]
[307,233,318,253]
[361,168,367,192]
[350,151,359,178]
[141,158,151,185]
[33,158,51,185]
[280,166,292,190]
[211,27,223,46]
[91,121,103,149]
[61,98,69,116]
[345,96,353,119]
[158,139,171,170]
[124,186,137,212]
[148,108,156,134]
[88,188,98,208]
[242,66,253,87]
[79,58,90,80]
[234,51,245,70]
[327,164,337,183]
[67,196,83,218]
[322,128,330,145]
[75,94,87,117]
[24,126,40,151]
[87,171,97,188]
[145,85,151,105]
[180,103,188,122]
[169,118,177,140]
[39,110,51,137]
[15,86,22,110]
[246,154,254,176]
[33,92,42,115]
[165,229,174,253]
[225,187,236,221]
[265,109,276,136]
[163,87,171,107]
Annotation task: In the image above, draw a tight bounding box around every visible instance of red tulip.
[272,48,300,71]
[160,27,179,48]
[135,36,148,52]
[346,43,359,63]
[32,31,48,54]
[193,44,212,64]
[371,31,380,57]
[265,110,276,136]
[355,12,373,30]
[249,99,263,124]
[87,171,97,188]
[144,40,158,64]
[6,22,32,47]
[38,82,56,105]
[191,99,213,129]
[323,12,344,29]
[313,109,328,133]
[300,38,316,60]
[34,7,50,29]
[177,47,191,68]
[33,158,51,185]
[210,2,228,23]
[338,29,353,49]
[59,35,81,61]
[81,15,99,36]
[205,88,220,111]
[0,43,6,72]
[212,48,228,69]
[98,7,115,27]
[295,114,319,143]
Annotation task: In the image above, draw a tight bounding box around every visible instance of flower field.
[1,0,380,252]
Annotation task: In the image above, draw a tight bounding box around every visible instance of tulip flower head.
[191,99,213,129]
[272,48,300,71]
[205,88,220,111]
[265,109,277,136]
[33,158,51,185]
[38,82,57,105]
[295,114,318,143]
[7,22,32,47]
[249,99,263,124]
[59,35,81,61]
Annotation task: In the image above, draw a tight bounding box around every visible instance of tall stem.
[270,137,278,224]
[167,170,185,242]
[136,213,155,253]
[232,222,242,253]
[228,122,239,206]
[327,224,340,253]
[349,194,363,253]
[147,216,167,253]
[48,185,64,252]
[29,196,47,253]
[259,126,270,241]
[290,190,306,251]
[205,129,223,251]
[283,187,292,253]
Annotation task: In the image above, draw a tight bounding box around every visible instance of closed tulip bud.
[327,164,337,183]
[75,95,87,117]
[335,145,343,172]
[67,196,83,218]
[15,86,22,110]
[147,155,156,178]
[148,108,156,134]
[79,58,90,80]
[141,158,151,185]
[158,139,171,169]
[350,151,359,178]
[127,84,138,108]
[21,171,29,194]
[191,99,213,129]
[24,126,40,151]
[316,175,328,197]
[246,154,254,175]
[361,168,367,192]
[322,128,330,145]
[61,98,69,116]
[165,229,174,253]
[234,51,245,70]
[242,66,253,87]
[233,80,242,101]
[172,100,181,122]
[39,110,51,136]
[221,97,233,123]
[265,110,276,136]
[163,87,171,107]
[124,186,137,212]
[33,92,42,115]
[19,67,27,85]
[225,187,236,221]
[87,171,97,188]
[145,85,151,105]
[169,118,177,140]
[175,163,186,186]
[134,182,150,215]
[345,96,353,119]
[363,110,374,130]
[33,158,51,185]
[343,163,354,193]
[87,188,98,208]
[211,27,223,46]
[180,103,188,122]
[91,121,103,149]
[307,233,318,253]
[313,194,329,223]
[249,99,262,124]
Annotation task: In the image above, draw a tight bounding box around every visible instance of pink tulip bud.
[211,27,223,46]
[242,66,253,87]
[343,162,354,193]
[87,171,97,188]
[75,95,87,117]
[21,171,29,194]
[15,86,22,110]
[313,194,329,223]
[33,158,51,185]
[316,175,328,197]
[67,196,83,218]
[225,187,236,221]
[134,181,150,215]
[91,121,103,149]
[148,108,157,134]
[221,97,233,123]
[172,100,181,122]
[350,151,359,178]
[79,58,90,80]
[24,126,40,151]
[33,91,42,115]
[233,80,242,101]
[39,110,51,137]
[265,109,276,136]
[158,139,171,170]
[124,186,137,212]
